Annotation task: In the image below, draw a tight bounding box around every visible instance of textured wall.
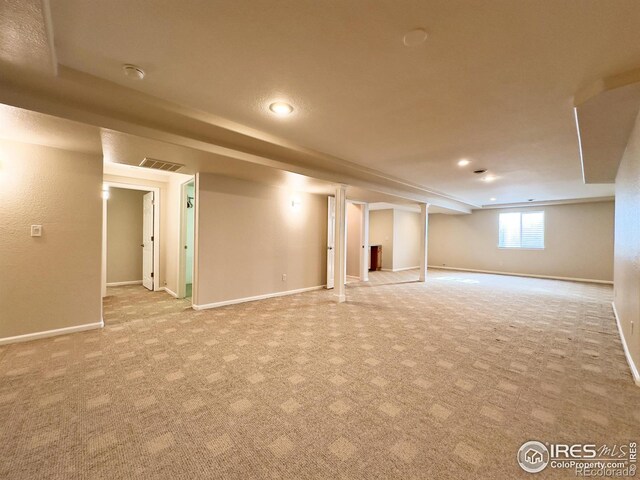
[369,210,394,270]
[614,111,640,380]
[106,187,145,283]
[393,210,421,270]
[195,174,327,306]
[0,139,103,338]
[429,201,614,282]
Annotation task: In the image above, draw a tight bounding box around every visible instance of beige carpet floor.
[0,269,638,479]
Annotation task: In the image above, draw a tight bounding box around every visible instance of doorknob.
[328,246,333,250]
[140,243,144,247]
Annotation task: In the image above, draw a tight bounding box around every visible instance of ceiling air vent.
[139,158,184,172]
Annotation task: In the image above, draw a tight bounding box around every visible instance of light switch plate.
[31,225,42,237]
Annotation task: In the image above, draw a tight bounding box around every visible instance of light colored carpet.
[0,269,638,479]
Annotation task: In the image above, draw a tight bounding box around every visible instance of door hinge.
[151,272,154,278]
[151,236,154,242]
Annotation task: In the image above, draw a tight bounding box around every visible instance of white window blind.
[498,211,544,249]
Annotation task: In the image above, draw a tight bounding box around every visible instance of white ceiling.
[46,0,639,205]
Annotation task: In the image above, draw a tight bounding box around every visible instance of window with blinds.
[498,211,544,249]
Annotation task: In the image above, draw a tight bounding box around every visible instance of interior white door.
[142,192,154,291]
[326,196,335,289]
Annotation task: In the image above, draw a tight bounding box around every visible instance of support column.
[360,203,369,282]
[333,185,347,303]
[419,203,430,282]
[101,194,108,298]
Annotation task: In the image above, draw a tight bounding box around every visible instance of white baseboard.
[106,280,142,287]
[0,319,104,346]
[393,266,419,272]
[380,266,419,272]
[427,265,613,285]
[612,302,640,387]
[193,285,325,310]
[163,287,178,298]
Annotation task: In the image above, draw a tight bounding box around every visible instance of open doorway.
[346,201,362,283]
[178,179,195,299]
[103,183,160,294]
[326,196,369,290]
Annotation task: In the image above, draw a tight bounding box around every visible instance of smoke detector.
[123,64,145,80]
[403,28,428,47]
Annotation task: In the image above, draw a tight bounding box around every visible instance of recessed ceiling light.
[269,102,294,116]
[457,159,470,167]
[403,28,428,47]
[481,175,497,182]
[490,197,497,201]
[122,64,145,80]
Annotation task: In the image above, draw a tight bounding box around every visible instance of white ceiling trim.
[574,68,640,184]
[41,0,58,76]
[479,196,614,210]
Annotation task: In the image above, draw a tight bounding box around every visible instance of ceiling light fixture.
[490,197,497,201]
[122,64,145,80]
[481,174,497,182]
[403,28,428,47]
[457,159,470,167]
[269,102,294,117]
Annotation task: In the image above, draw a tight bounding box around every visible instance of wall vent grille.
[139,158,184,172]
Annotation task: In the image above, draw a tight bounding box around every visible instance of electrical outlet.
[282,274,287,282]
[30,225,42,237]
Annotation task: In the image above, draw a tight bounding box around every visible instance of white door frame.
[177,178,195,300]
[360,203,369,282]
[142,192,155,291]
[346,200,369,282]
[101,181,161,296]
[326,196,336,289]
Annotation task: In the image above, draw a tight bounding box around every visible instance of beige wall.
[393,209,421,270]
[106,187,145,283]
[614,111,640,381]
[369,208,421,271]
[0,139,103,339]
[346,203,361,277]
[429,201,614,282]
[195,174,327,307]
[369,209,393,270]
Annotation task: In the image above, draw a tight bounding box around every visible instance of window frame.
[497,210,545,250]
